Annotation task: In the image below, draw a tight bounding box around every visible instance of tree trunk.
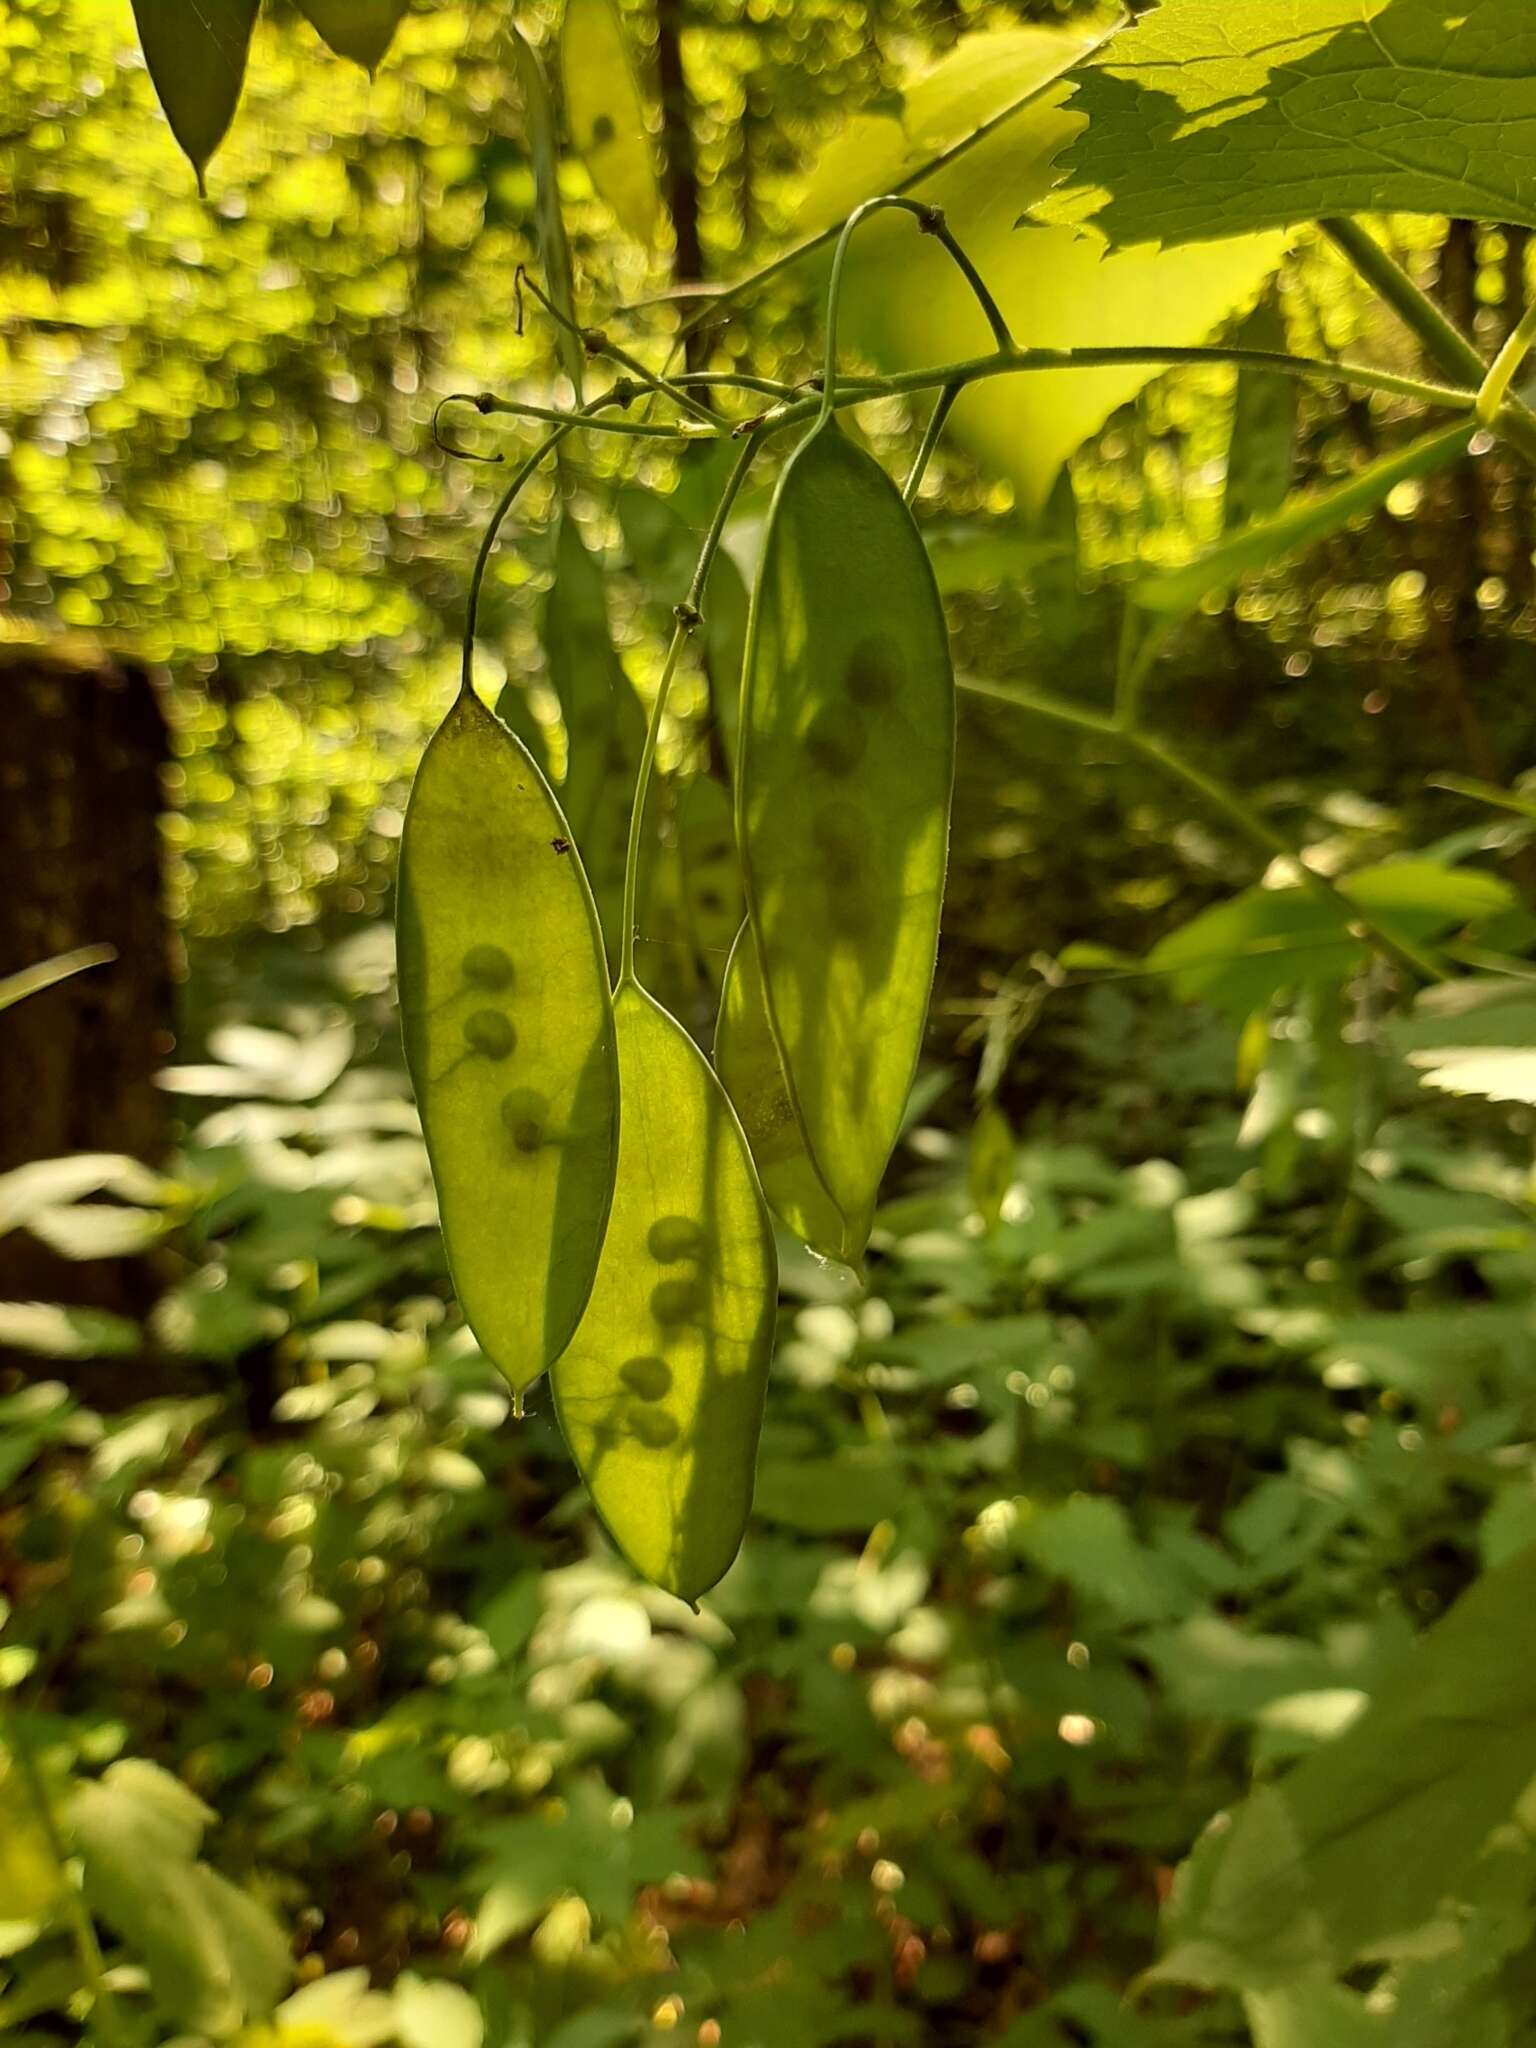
[654,0,705,365]
[0,646,174,1320]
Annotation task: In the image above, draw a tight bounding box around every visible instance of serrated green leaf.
[1151,1542,1536,1994]
[130,0,258,189]
[825,30,1286,511]
[71,1761,289,2036]
[1224,297,1298,532]
[1054,0,1536,249]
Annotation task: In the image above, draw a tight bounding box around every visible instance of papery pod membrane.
[397,689,618,1396]
[544,513,647,963]
[715,922,850,1267]
[736,419,955,1263]
[295,0,409,70]
[678,775,744,998]
[558,0,662,246]
[553,982,776,1602]
[132,0,258,188]
[618,481,749,772]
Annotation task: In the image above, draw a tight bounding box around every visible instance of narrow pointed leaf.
[397,689,619,1395]
[511,27,585,398]
[0,944,114,1016]
[1133,421,1476,620]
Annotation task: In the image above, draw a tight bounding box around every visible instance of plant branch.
[957,675,1447,985]
[1323,217,1536,465]
[455,346,1474,454]
[620,434,761,987]
[904,383,961,503]
[1478,298,1536,427]
[819,196,1013,431]
[515,265,722,427]
[460,398,632,700]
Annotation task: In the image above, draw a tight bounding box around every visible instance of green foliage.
[1054,0,1536,248]
[130,0,259,189]
[13,4,1536,2044]
[1150,1539,1536,1994]
[397,687,619,1397]
[553,983,776,1603]
[736,420,954,1265]
[558,0,662,248]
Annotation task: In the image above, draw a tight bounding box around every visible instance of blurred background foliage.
[7,1,1536,2045]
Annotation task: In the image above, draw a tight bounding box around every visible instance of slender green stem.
[516,265,723,427]
[1114,606,1173,730]
[619,435,762,987]
[1321,218,1486,386]
[460,345,1474,453]
[957,674,1447,985]
[1478,299,1536,426]
[904,382,961,504]
[620,628,687,987]
[820,196,1014,430]
[957,671,1121,737]
[460,421,576,700]
[4,1704,122,2043]
[1322,217,1536,466]
[440,389,706,442]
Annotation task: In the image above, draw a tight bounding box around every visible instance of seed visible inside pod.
[461,943,515,991]
[650,1276,703,1325]
[620,1354,673,1401]
[805,706,866,778]
[464,1010,516,1059]
[647,1215,707,1263]
[811,807,863,888]
[630,1405,680,1449]
[846,632,901,707]
[499,1087,550,1152]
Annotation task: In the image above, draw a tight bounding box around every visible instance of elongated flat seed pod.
[737,418,954,1260]
[553,982,776,1602]
[678,776,744,998]
[558,0,661,247]
[398,689,618,1396]
[715,922,849,1266]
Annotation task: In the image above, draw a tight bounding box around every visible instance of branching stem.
[619,434,761,987]
[957,675,1447,985]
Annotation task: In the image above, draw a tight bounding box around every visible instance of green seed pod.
[462,943,516,992]
[619,1354,673,1401]
[463,1009,517,1060]
[647,1215,707,1263]
[553,983,775,1602]
[737,420,954,1263]
[714,922,850,1266]
[499,1087,551,1154]
[398,689,618,1396]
